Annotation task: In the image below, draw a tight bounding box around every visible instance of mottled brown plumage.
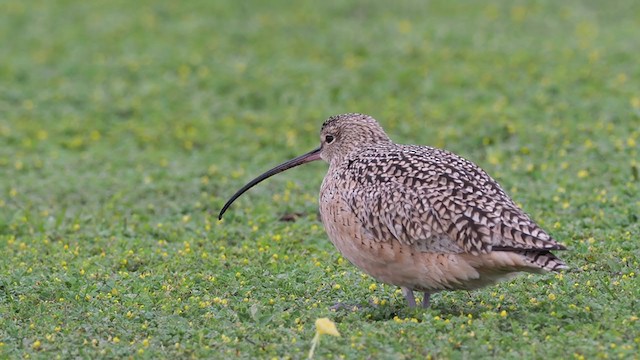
[219,113,567,308]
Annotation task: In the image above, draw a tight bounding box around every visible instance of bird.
[218,113,567,308]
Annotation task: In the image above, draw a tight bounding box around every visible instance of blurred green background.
[1,1,638,358]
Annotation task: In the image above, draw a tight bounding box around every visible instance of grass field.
[1,0,639,358]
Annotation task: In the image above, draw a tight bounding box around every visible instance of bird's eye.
[325,135,335,144]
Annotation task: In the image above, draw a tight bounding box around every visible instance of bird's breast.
[319,177,418,285]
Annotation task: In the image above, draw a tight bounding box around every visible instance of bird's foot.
[422,292,431,309]
[402,287,432,309]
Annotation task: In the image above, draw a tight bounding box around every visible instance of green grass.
[1,0,639,358]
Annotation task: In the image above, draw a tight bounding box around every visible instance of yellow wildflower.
[315,318,340,337]
[309,318,340,359]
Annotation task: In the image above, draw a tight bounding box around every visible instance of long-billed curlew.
[219,113,567,308]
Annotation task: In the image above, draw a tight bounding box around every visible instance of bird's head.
[218,113,390,219]
[319,113,392,164]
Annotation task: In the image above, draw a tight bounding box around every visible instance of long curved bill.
[218,147,322,220]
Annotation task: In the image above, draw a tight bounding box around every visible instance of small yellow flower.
[309,318,340,359]
[315,318,340,337]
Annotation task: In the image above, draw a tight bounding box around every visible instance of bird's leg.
[401,287,417,308]
[422,292,431,308]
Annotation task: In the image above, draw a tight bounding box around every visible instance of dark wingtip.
[547,240,568,251]
[492,242,568,252]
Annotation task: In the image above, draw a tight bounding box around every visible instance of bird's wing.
[342,146,565,255]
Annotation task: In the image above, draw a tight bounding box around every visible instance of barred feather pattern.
[337,145,566,255]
